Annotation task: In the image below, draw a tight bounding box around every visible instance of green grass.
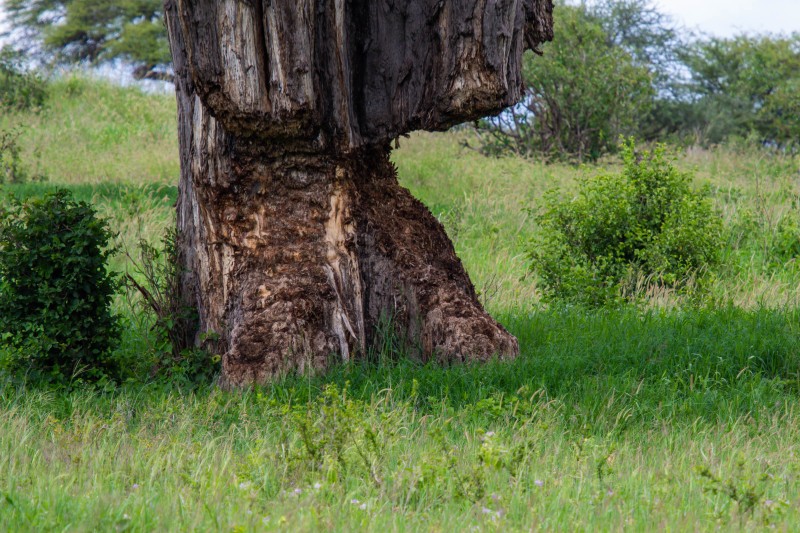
[1,79,800,531]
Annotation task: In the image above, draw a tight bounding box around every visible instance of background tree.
[475,2,654,161]
[164,1,554,387]
[4,0,170,79]
[680,34,800,146]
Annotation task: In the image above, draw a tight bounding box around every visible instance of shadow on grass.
[4,303,798,434]
[263,306,800,430]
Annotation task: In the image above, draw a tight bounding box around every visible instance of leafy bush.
[0,46,47,111]
[0,190,121,382]
[124,229,217,383]
[0,128,26,184]
[530,140,723,306]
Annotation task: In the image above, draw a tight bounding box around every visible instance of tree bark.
[164,0,553,386]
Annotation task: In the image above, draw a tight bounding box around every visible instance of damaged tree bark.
[164,0,554,387]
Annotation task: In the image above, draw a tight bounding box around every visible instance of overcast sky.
[655,0,800,37]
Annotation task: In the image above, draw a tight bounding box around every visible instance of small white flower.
[293,488,303,495]
[485,431,495,438]
[313,482,322,490]
[238,481,252,490]
[359,503,367,510]
[123,514,130,520]
[481,507,493,514]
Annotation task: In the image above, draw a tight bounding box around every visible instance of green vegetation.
[681,34,800,146]
[1,77,800,530]
[474,3,654,160]
[531,139,722,306]
[5,0,169,79]
[474,0,800,160]
[0,189,120,383]
[0,46,47,111]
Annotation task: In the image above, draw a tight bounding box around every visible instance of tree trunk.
[164,0,553,386]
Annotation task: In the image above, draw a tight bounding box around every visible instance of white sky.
[655,0,800,37]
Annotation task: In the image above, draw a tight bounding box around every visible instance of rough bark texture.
[164,0,553,387]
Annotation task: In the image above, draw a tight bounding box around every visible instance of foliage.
[124,229,218,384]
[0,46,47,111]
[474,2,654,161]
[0,128,26,184]
[0,189,121,382]
[680,34,800,146]
[1,304,800,529]
[1,79,800,529]
[529,139,723,306]
[4,0,170,80]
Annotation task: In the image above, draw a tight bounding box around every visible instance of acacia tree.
[5,0,170,79]
[163,0,553,387]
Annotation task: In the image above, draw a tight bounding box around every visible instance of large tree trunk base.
[187,145,518,388]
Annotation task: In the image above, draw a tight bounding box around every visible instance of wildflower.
[359,503,367,510]
[485,431,495,438]
[132,483,140,490]
[293,488,303,495]
[765,499,774,506]
[606,489,614,496]
[534,479,544,487]
[351,499,360,505]
[313,482,322,490]
[238,481,252,490]
[481,507,493,514]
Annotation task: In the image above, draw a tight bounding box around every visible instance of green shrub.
[530,139,723,306]
[0,46,47,111]
[0,190,121,382]
[124,228,217,384]
[0,128,26,184]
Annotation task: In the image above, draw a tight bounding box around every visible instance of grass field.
[1,77,800,531]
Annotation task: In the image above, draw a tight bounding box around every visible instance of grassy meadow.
[1,77,800,531]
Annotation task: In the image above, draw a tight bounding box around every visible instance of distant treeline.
[473,1,800,160]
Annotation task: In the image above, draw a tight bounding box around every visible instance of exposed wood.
[164,0,554,386]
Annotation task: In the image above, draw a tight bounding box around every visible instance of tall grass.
[1,79,799,530]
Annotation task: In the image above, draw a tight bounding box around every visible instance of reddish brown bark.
[164,0,553,386]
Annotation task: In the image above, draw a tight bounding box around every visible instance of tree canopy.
[5,0,170,79]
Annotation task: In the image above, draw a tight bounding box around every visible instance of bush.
[530,139,723,306]
[0,46,47,111]
[0,128,26,184]
[124,228,217,384]
[0,190,121,382]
